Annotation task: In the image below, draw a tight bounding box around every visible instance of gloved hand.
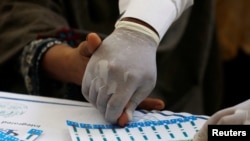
[81,20,160,124]
[193,99,250,141]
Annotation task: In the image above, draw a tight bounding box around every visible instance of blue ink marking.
[151,126,161,139]
[72,126,80,141]
[0,131,6,138]
[80,123,93,129]
[164,125,175,139]
[138,127,143,132]
[67,120,82,141]
[196,116,209,120]
[178,123,188,137]
[26,134,33,140]
[152,126,156,131]
[190,121,199,132]
[73,126,77,132]
[125,128,130,133]
[112,128,121,141]
[70,115,202,130]
[177,123,182,128]
[112,128,116,133]
[125,128,135,141]
[156,134,161,139]
[98,128,107,141]
[66,113,208,141]
[25,129,43,140]
[158,112,186,118]
[67,120,80,128]
[99,128,103,134]
[86,128,90,134]
[130,136,135,141]
[183,131,188,137]
[143,135,148,140]
[84,128,93,141]
[0,128,42,141]
[170,133,175,139]
[138,110,147,114]
[28,129,43,136]
[4,135,19,141]
[138,127,148,140]
[158,111,208,120]
[5,129,18,136]
[116,137,121,141]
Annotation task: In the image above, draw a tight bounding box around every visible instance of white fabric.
[118,0,193,40]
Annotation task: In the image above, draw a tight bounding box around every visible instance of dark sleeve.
[0,0,70,63]
[21,28,89,100]
[0,0,88,100]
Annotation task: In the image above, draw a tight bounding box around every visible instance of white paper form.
[0,91,99,141]
[0,91,209,141]
[67,110,209,141]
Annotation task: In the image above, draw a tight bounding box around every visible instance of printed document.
[0,91,208,141]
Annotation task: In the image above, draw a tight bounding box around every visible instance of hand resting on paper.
[75,33,165,126]
[193,99,250,141]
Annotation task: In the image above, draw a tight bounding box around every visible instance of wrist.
[121,17,159,36]
[42,44,73,83]
[115,18,160,45]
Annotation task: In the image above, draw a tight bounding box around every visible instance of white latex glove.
[193,99,250,141]
[82,21,160,124]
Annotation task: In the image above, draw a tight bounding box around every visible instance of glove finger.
[87,58,109,103]
[117,85,153,127]
[104,69,146,124]
[245,110,250,124]
[193,131,207,141]
[81,74,92,101]
[217,110,248,125]
[104,81,137,124]
[234,99,250,109]
[88,77,98,105]
[206,108,235,125]
[193,108,235,141]
[105,91,132,124]
[128,80,155,112]
[89,77,105,106]
[96,85,111,115]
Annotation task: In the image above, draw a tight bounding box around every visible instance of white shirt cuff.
[119,0,193,40]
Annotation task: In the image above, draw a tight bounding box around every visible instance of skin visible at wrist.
[42,44,75,83]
